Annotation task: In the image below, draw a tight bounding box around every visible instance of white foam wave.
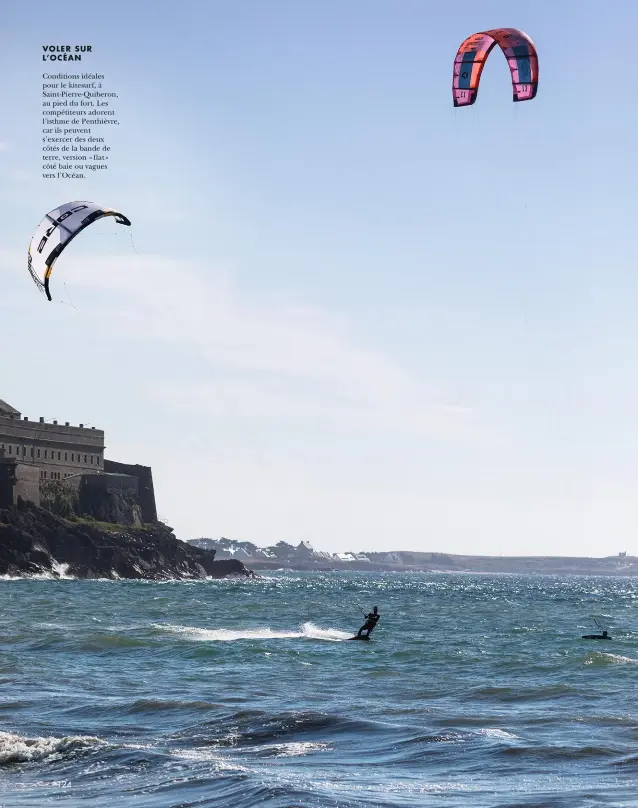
[0,731,102,764]
[0,557,76,582]
[169,748,252,771]
[477,728,519,740]
[260,741,332,757]
[600,653,638,665]
[51,560,72,579]
[158,621,351,643]
[0,569,76,582]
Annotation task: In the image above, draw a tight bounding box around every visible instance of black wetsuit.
[358,612,380,637]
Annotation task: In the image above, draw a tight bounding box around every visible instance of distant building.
[296,541,315,558]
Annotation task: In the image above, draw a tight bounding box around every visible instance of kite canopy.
[452,28,538,107]
[27,201,131,301]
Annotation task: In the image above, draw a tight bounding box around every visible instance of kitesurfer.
[357,606,380,637]
[582,630,611,640]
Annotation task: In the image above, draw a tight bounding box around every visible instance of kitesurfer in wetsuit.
[358,606,380,637]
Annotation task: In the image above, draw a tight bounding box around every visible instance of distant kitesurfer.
[357,606,380,637]
[582,630,611,640]
[582,619,611,640]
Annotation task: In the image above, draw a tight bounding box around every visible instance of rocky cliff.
[0,502,253,580]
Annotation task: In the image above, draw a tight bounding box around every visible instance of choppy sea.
[2,570,638,807]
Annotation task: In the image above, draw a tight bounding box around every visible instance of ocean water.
[2,571,638,807]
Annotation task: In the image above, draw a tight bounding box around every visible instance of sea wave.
[156,621,351,642]
[0,731,102,765]
[584,652,638,665]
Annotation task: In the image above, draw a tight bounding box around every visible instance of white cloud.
[58,250,479,441]
[3,244,630,555]
[0,245,504,551]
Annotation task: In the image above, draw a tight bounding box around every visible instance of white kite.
[27,201,131,301]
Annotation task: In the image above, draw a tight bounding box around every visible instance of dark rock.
[0,503,253,580]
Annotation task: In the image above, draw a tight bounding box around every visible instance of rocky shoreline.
[0,503,253,580]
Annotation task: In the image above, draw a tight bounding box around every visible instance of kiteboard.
[347,635,370,641]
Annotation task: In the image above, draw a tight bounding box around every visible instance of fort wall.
[81,473,139,496]
[103,460,157,523]
[0,459,41,508]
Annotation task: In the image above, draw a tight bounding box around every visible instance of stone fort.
[0,397,157,523]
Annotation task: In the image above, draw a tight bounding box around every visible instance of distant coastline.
[188,538,638,576]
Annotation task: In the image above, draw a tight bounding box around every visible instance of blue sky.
[1,0,637,556]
